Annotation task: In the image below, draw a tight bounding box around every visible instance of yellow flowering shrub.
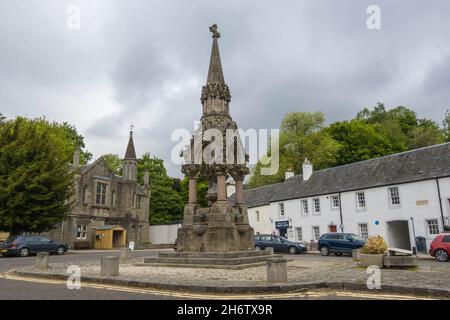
[361,235,387,254]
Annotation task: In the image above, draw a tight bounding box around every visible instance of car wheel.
[19,247,30,257]
[56,246,65,255]
[288,246,298,255]
[334,253,343,256]
[435,249,449,262]
[255,245,262,251]
[320,246,329,256]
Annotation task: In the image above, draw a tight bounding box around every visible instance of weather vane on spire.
[130,123,134,132]
[209,24,220,38]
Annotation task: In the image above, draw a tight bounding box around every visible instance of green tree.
[249,112,340,188]
[327,119,396,165]
[0,118,75,234]
[137,153,184,224]
[408,119,445,149]
[443,110,450,142]
[103,154,122,175]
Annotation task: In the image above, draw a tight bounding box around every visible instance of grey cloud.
[1,0,450,177]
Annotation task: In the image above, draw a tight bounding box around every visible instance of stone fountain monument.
[142,25,277,269]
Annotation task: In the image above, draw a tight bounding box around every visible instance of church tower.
[122,130,137,181]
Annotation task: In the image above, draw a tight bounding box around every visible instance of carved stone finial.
[209,24,220,39]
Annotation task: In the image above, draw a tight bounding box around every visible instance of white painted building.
[232,143,450,252]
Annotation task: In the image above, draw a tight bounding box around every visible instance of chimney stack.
[285,168,295,181]
[72,149,80,169]
[303,158,313,181]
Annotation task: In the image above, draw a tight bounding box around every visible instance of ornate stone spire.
[124,128,137,160]
[207,24,225,84]
[123,127,137,181]
[201,24,231,107]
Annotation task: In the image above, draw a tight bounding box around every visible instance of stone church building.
[46,131,150,249]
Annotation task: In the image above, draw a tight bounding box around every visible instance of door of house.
[329,225,337,233]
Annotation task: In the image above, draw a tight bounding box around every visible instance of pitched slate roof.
[233,143,450,208]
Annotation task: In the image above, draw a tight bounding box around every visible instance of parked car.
[318,233,366,256]
[0,235,69,257]
[429,233,450,262]
[254,234,307,254]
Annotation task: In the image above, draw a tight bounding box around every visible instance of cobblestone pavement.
[18,254,450,291]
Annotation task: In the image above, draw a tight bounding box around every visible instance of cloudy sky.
[1,0,449,177]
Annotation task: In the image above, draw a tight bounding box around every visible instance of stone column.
[101,256,119,276]
[235,177,244,204]
[217,175,226,201]
[36,252,49,270]
[188,177,198,204]
[266,257,288,283]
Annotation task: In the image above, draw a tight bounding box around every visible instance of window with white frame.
[111,191,116,207]
[359,223,369,239]
[77,225,87,240]
[331,195,340,209]
[388,187,401,206]
[95,182,107,205]
[356,192,366,209]
[313,198,321,215]
[296,227,303,241]
[427,219,440,235]
[301,200,309,215]
[255,210,260,222]
[278,203,285,216]
[312,226,320,241]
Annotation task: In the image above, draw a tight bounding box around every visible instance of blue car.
[254,234,307,254]
[318,233,366,256]
[0,235,69,257]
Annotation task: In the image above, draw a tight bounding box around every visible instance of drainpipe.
[410,217,417,255]
[60,219,65,243]
[338,192,344,232]
[436,178,445,228]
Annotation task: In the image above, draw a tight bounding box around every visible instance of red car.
[429,233,450,262]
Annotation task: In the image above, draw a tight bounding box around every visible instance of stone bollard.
[35,252,49,270]
[101,256,119,276]
[265,247,274,255]
[266,257,288,283]
[120,248,132,263]
[352,249,362,261]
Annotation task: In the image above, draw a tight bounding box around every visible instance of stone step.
[158,250,270,259]
[134,261,268,270]
[143,254,284,266]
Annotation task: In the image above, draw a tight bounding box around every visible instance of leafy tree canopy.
[0,117,75,234]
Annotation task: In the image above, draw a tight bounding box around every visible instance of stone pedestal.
[352,249,362,261]
[267,257,288,283]
[120,248,132,263]
[359,254,384,268]
[36,252,49,270]
[384,255,418,268]
[101,256,119,276]
[265,247,274,255]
